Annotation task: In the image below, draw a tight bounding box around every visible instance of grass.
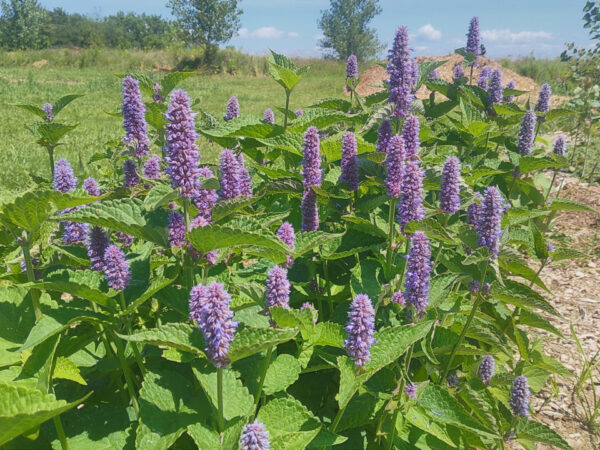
[499,55,571,95]
[0,58,348,195]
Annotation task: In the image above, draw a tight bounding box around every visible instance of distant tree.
[0,0,48,50]
[168,0,242,58]
[318,0,383,60]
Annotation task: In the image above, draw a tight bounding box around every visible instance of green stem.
[47,146,55,179]
[442,261,489,380]
[120,292,146,376]
[507,176,517,200]
[386,199,397,279]
[397,239,410,288]
[253,346,273,417]
[469,65,474,85]
[431,215,449,271]
[217,367,225,433]
[545,170,558,202]
[323,260,333,316]
[53,416,69,450]
[283,90,291,129]
[110,329,139,417]
[22,239,42,320]
[331,401,349,434]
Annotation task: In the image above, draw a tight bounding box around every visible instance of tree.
[317,0,383,61]
[168,0,242,57]
[0,0,48,50]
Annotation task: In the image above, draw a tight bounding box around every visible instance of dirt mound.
[356,54,566,107]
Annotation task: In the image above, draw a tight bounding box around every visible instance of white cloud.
[237,26,301,39]
[481,29,552,44]
[417,24,441,41]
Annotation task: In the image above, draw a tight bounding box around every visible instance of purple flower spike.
[62,221,89,244]
[301,190,319,232]
[476,186,504,260]
[144,155,161,179]
[87,226,109,271]
[453,64,465,82]
[43,103,54,121]
[518,110,537,155]
[397,159,425,230]
[54,158,77,193]
[546,242,555,253]
[510,375,531,417]
[266,266,290,309]
[194,167,218,221]
[504,80,516,102]
[385,135,405,198]
[467,192,483,225]
[401,115,420,159]
[83,177,100,196]
[428,69,439,79]
[122,76,150,158]
[224,96,240,121]
[535,83,551,114]
[189,282,238,368]
[116,232,133,248]
[168,211,186,248]
[448,374,459,387]
[344,294,376,366]
[339,132,359,191]
[403,231,431,314]
[376,120,393,153]
[488,69,503,104]
[479,355,495,385]
[219,149,241,200]
[553,136,566,156]
[466,17,481,62]
[405,383,417,399]
[240,419,270,450]
[477,66,491,90]
[263,108,275,124]
[440,156,461,214]
[391,290,405,305]
[387,26,415,118]
[104,245,131,291]
[277,222,295,268]
[153,83,164,103]
[295,109,303,117]
[165,89,200,198]
[346,54,359,79]
[237,153,253,197]
[301,126,322,189]
[123,160,140,187]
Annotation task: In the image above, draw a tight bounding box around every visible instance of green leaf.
[16,104,46,119]
[545,108,577,122]
[529,220,548,261]
[136,369,208,450]
[200,117,284,140]
[212,196,259,222]
[263,353,301,395]
[290,108,361,132]
[143,184,178,211]
[26,122,78,147]
[309,97,352,112]
[257,397,321,450]
[160,71,194,96]
[308,322,345,348]
[491,280,560,316]
[350,259,381,300]
[406,405,457,448]
[116,323,205,357]
[254,133,304,156]
[419,385,497,439]
[514,418,572,449]
[192,364,253,421]
[548,198,598,214]
[228,326,299,363]
[293,231,345,257]
[518,309,563,337]
[519,156,564,173]
[57,198,168,246]
[52,356,87,385]
[121,270,178,316]
[360,103,395,133]
[53,94,83,115]
[417,60,448,89]
[0,383,91,446]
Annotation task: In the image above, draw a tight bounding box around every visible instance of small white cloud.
[417,24,441,41]
[237,26,301,39]
[287,31,301,39]
[237,28,249,38]
[481,29,552,44]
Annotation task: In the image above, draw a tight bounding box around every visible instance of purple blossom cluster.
[396,159,425,230]
[54,158,77,193]
[346,54,359,79]
[121,76,150,157]
[503,80,516,102]
[295,109,303,117]
[467,192,483,225]
[403,231,431,314]
[224,96,240,121]
[265,266,290,309]
[301,190,319,232]
[164,89,200,198]
[219,149,241,199]
[153,83,164,103]
[402,115,420,158]
[488,69,503,104]
[405,383,417,399]
[116,232,133,248]
[453,64,465,82]
[168,211,186,248]
[87,226,109,271]
[237,153,253,197]
[477,66,491,90]
[428,69,439,79]
[339,132,359,191]
[440,156,461,214]
[535,83,552,114]
[62,221,89,244]
[263,108,275,124]
[385,135,405,198]
[123,160,140,187]
[466,17,481,62]
[518,110,537,155]
[104,245,131,291]
[479,355,495,385]
[143,155,161,179]
[476,186,504,260]
[344,294,376,366]
[189,282,238,367]
[194,167,218,221]
[301,127,321,231]
[391,290,405,305]
[553,136,566,156]
[376,120,392,153]
[387,26,415,118]
[510,375,531,417]
[43,103,54,121]
[277,221,295,268]
[240,420,270,450]
[83,177,100,196]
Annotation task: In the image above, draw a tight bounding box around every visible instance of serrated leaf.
[228,326,298,363]
[290,108,361,132]
[491,280,559,316]
[529,220,548,261]
[309,322,345,348]
[211,196,259,222]
[514,418,572,449]
[121,270,178,316]
[254,133,304,156]
[16,104,46,119]
[518,309,563,337]
[0,384,91,446]
[26,122,78,147]
[419,385,497,439]
[293,231,345,257]
[263,353,301,395]
[160,71,194,96]
[548,198,598,214]
[360,103,395,133]
[257,397,321,450]
[52,356,87,385]
[406,405,457,448]
[519,155,564,173]
[350,259,381,300]
[201,117,284,140]
[117,323,205,357]
[309,97,352,112]
[53,94,83,115]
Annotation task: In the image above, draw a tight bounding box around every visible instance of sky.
[38,0,592,58]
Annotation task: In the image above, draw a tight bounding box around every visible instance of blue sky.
[39,0,591,58]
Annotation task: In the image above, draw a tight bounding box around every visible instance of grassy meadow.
[0,53,347,196]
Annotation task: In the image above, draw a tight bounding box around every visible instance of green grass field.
[0,58,347,194]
